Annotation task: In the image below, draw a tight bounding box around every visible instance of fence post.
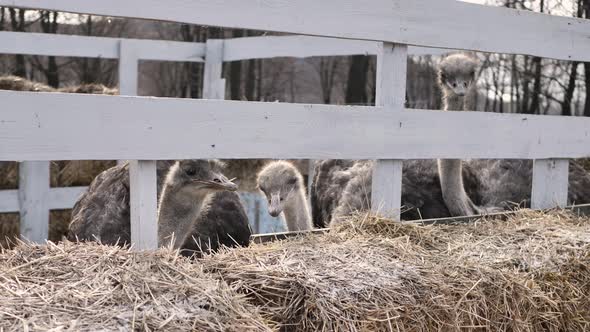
[370,43,407,220]
[18,161,50,243]
[531,159,569,209]
[203,39,225,99]
[119,40,158,250]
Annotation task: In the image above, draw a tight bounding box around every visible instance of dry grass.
[0,210,589,331]
[0,241,272,331]
[202,210,590,331]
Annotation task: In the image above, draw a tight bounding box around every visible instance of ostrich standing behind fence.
[257,161,313,231]
[313,53,495,225]
[68,160,251,255]
[436,53,498,216]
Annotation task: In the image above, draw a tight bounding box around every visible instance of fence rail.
[0,0,588,248]
[0,30,456,244]
[3,0,589,61]
[2,92,589,160]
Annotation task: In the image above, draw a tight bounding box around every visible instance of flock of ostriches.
[5,54,590,256]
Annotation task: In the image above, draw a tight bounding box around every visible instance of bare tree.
[0,7,5,31]
[9,8,26,77]
[345,55,370,105]
[30,11,60,87]
[315,57,340,104]
[229,29,244,100]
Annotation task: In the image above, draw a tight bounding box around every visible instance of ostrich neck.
[438,90,477,216]
[283,187,312,231]
[444,92,465,111]
[157,186,208,248]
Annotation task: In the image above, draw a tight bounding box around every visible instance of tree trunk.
[40,11,59,88]
[582,0,590,116]
[345,55,370,104]
[0,7,5,31]
[244,31,259,101]
[229,30,244,100]
[527,57,542,114]
[256,59,263,101]
[561,62,579,116]
[584,62,590,117]
[9,8,26,77]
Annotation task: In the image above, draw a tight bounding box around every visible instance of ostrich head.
[165,159,238,194]
[438,53,479,97]
[257,161,304,217]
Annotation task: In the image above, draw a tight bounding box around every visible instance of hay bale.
[50,160,117,187]
[0,161,18,189]
[0,211,78,249]
[0,75,55,92]
[0,241,272,331]
[58,83,118,95]
[202,210,590,331]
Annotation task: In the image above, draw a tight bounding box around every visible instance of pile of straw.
[0,210,588,331]
[0,241,272,331]
[203,210,590,331]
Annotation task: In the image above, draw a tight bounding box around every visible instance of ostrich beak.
[268,192,282,217]
[194,175,238,191]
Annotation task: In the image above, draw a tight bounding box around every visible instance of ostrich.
[68,160,251,255]
[437,53,492,216]
[257,161,313,231]
[319,159,486,224]
[317,53,590,225]
[313,53,494,225]
[437,54,590,210]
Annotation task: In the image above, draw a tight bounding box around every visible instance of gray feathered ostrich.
[312,54,491,225]
[312,54,590,226]
[68,160,250,256]
[256,161,312,231]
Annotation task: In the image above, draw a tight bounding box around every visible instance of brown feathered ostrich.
[68,160,251,256]
[256,161,312,231]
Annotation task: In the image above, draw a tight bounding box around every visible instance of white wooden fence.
[1,0,589,249]
[0,29,450,243]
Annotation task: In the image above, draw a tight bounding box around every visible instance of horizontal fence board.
[47,186,86,210]
[222,35,452,61]
[0,189,19,213]
[0,186,86,213]
[3,0,589,61]
[0,31,205,62]
[1,91,590,160]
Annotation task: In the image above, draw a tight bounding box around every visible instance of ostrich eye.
[185,168,196,176]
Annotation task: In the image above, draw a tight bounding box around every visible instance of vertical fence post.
[18,161,50,243]
[370,43,407,220]
[119,40,158,250]
[203,39,225,99]
[531,159,569,209]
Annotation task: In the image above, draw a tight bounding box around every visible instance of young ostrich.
[437,53,493,216]
[257,161,313,231]
[68,160,251,255]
